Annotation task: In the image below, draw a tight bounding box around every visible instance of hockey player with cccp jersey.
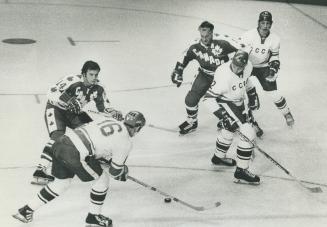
[204,49,260,184]
[239,11,295,133]
[171,21,246,135]
[32,60,122,185]
[13,111,146,227]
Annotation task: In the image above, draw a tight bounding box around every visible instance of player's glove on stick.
[266,60,280,82]
[66,97,82,114]
[104,108,123,121]
[171,62,184,87]
[214,108,239,132]
[109,162,128,181]
[247,87,260,110]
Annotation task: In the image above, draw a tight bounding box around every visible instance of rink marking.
[1,2,246,31]
[287,3,327,29]
[0,81,192,100]
[2,164,326,188]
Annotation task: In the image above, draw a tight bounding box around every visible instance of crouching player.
[204,49,260,184]
[13,111,146,226]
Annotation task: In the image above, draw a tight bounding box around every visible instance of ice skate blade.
[233,178,260,185]
[179,129,197,136]
[12,214,29,223]
[31,178,51,186]
[86,224,113,227]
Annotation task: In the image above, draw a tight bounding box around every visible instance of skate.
[284,112,294,127]
[179,120,198,135]
[252,121,264,138]
[85,213,113,227]
[211,155,236,167]
[12,205,34,223]
[234,167,260,185]
[31,168,55,185]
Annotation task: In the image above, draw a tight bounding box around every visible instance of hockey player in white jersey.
[240,11,295,133]
[13,111,146,226]
[204,49,260,184]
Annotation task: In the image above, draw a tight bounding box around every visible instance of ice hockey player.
[13,111,146,227]
[32,60,122,185]
[239,11,295,132]
[171,21,245,135]
[204,49,260,184]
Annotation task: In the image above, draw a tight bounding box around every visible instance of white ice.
[0,0,327,226]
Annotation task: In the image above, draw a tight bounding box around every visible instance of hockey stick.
[236,130,323,193]
[147,124,178,133]
[84,109,178,133]
[127,175,221,211]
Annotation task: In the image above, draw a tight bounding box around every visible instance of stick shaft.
[127,175,220,211]
[236,130,322,193]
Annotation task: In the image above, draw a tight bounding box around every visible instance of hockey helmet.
[258,11,273,23]
[124,111,146,132]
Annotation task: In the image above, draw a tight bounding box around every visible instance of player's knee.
[219,129,234,142]
[266,90,283,102]
[240,123,256,141]
[185,91,201,107]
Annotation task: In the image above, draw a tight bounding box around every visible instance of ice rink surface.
[0,0,327,226]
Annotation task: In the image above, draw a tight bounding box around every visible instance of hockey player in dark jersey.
[32,60,122,185]
[171,21,246,135]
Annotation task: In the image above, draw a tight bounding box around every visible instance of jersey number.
[98,120,122,136]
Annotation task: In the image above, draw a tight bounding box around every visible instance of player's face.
[83,69,99,86]
[258,20,272,37]
[199,28,213,46]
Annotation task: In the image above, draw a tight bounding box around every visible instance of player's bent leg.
[51,136,100,182]
[86,171,112,227]
[234,123,260,185]
[248,110,264,138]
[179,90,201,135]
[13,178,72,223]
[211,129,236,166]
[266,90,295,127]
[32,130,65,185]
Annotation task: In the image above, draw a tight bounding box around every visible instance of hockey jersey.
[205,61,254,106]
[178,34,243,76]
[240,28,280,68]
[47,74,111,112]
[66,115,132,166]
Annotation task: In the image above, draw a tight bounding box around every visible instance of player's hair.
[81,61,101,74]
[198,21,214,31]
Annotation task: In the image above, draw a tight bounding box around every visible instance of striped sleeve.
[270,35,280,62]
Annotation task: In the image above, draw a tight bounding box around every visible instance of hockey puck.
[164,197,172,203]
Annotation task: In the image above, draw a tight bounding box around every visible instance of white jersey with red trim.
[206,61,254,106]
[66,116,132,166]
[240,28,280,68]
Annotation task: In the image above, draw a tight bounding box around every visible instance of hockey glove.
[171,62,184,87]
[108,162,128,181]
[266,60,280,82]
[104,108,123,121]
[66,97,82,114]
[247,87,260,110]
[214,108,239,132]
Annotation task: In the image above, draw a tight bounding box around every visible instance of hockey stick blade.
[236,130,323,193]
[128,175,221,211]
